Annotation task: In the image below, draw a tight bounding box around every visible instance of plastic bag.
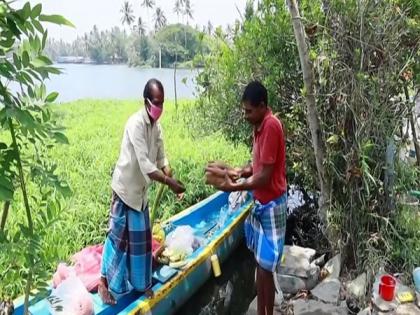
[165,225,196,255]
[47,275,94,315]
[228,191,248,211]
[52,244,103,292]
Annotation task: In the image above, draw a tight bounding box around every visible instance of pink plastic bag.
[48,276,94,315]
[52,244,103,292]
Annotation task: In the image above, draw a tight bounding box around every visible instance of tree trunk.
[286,0,331,225]
[0,201,10,231]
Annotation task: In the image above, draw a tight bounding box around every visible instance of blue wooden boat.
[14,191,252,315]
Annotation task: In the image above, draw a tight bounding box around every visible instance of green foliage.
[1,99,249,298]
[153,24,204,67]
[45,24,211,68]
[0,1,72,311]
[196,0,420,275]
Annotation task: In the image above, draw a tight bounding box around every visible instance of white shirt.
[111,108,168,211]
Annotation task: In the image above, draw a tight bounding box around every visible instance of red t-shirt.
[252,109,287,204]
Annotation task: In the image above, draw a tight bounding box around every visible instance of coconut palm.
[154,7,167,31]
[141,0,155,29]
[207,20,213,36]
[120,1,135,29]
[135,17,146,36]
[183,0,193,25]
[173,0,182,23]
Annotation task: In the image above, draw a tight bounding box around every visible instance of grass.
[1,99,250,298]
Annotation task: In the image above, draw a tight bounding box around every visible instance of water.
[175,243,256,315]
[43,64,199,102]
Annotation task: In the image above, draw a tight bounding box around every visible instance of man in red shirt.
[208,81,287,315]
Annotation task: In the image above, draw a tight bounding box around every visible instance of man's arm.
[128,122,185,193]
[218,163,274,192]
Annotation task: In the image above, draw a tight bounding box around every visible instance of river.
[44,64,198,102]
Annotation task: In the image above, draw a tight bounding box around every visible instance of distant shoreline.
[55,61,200,70]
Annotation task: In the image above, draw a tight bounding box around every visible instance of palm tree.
[154,7,167,31]
[141,0,155,30]
[173,0,182,23]
[135,17,146,36]
[120,1,135,29]
[207,20,213,36]
[183,0,193,25]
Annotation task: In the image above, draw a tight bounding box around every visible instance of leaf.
[39,66,61,75]
[38,55,52,65]
[31,3,42,18]
[32,19,44,33]
[327,134,339,144]
[0,36,15,49]
[32,57,48,68]
[57,184,72,198]
[29,36,40,52]
[39,14,75,27]
[42,30,48,50]
[13,53,21,69]
[11,108,36,128]
[22,2,31,20]
[22,51,30,67]
[45,92,59,103]
[53,132,69,144]
[25,21,34,34]
[0,177,14,201]
[6,18,21,38]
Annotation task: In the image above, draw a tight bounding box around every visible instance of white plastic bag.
[47,275,94,315]
[228,191,248,211]
[165,225,196,255]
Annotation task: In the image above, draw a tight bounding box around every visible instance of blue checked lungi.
[100,192,152,295]
[244,193,287,272]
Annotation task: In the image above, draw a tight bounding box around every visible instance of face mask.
[146,98,163,121]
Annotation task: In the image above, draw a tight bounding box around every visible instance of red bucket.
[379,274,396,301]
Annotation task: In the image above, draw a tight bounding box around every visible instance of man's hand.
[162,166,172,177]
[167,177,186,194]
[215,174,236,192]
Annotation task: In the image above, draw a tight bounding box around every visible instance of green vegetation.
[196,0,420,277]
[0,1,73,312]
[0,99,250,298]
[45,23,210,68]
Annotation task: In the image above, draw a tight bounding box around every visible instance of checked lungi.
[100,192,152,295]
[244,193,287,272]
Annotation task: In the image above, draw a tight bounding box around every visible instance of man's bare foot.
[98,278,116,305]
[144,289,154,299]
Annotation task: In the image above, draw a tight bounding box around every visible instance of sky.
[18,0,248,42]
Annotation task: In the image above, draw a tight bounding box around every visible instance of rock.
[312,278,341,304]
[306,264,321,290]
[277,274,307,294]
[247,297,258,315]
[324,254,342,280]
[246,294,284,315]
[346,295,361,314]
[372,295,398,313]
[357,307,371,315]
[347,273,367,299]
[221,281,233,309]
[293,299,348,315]
[277,245,316,278]
[395,304,420,315]
[313,254,326,267]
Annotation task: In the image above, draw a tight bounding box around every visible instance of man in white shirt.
[99,79,185,304]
